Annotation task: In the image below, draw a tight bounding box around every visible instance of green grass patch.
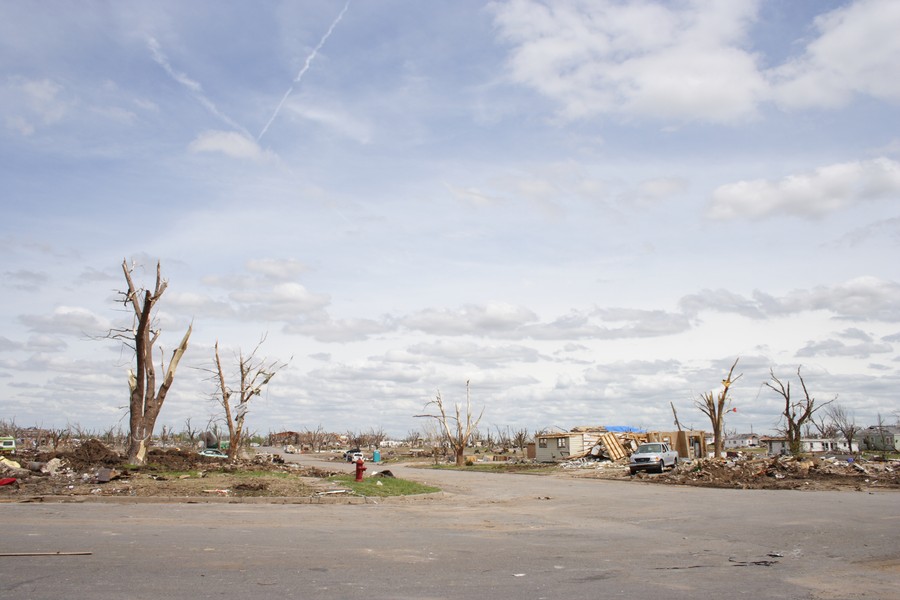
[328,474,440,497]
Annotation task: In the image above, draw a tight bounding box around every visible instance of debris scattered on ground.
[0,440,338,499]
[654,454,900,490]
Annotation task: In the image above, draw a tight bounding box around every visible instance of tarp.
[605,425,646,433]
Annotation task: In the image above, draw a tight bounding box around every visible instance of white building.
[763,437,858,455]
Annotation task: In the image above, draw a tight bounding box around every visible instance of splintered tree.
[211,337,287,461]
[766,366,834,455]
[114,260,192,465]
[695,358,741,459]
[416,380,484,466]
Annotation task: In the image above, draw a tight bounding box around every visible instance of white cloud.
[771,0,900,109]
[3,77,68,135]
[229,282,330,321]
[188,130,272,161]
[283,315,389,342]
[245,258,309,280]
[796,337,892,359]
[25,334,67,353]
[166,292,234,318]
[681,279,900,323]
[4,269,49,291]
[765,277,900,322]
[797,327,893,358]
[491,0,766,123]
[0,336,24,352]
[401,303,539,336]
[19,306,110,337]
[708,157,900,220]
[405,340,542,368]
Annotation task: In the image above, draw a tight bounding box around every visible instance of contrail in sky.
[148,37,251,137]
[257,1,351,141]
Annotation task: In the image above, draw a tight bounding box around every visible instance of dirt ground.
[0,442,340,500]
[1,441,898,500]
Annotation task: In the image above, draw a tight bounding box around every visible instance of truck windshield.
[636,444,662,453]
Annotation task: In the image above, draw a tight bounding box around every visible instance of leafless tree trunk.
[416,381,484,466]
[766,366,835,456]
[48,427,69,450]
[671,402,683,432]
[495,425,513,451]
[695,358,741,459]
[301,425,328,452]
[345,430,364,449]
[512,428,530,453]
[113,260,191,465]
[365,427,387,449]
[405,429,422,447]
[181,418,199,448]
[211,337,287,462]
[826,404,860,453]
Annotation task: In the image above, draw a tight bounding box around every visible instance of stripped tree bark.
[211,336,287,461]
[115,260,191,465]
[416,380,483,466]
[695,358,741,459]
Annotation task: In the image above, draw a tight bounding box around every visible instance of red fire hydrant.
[354,457,366,482]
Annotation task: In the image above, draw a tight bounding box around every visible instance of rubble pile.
[36,439,122,471]
[657,454,900,490]
[0,440,333,499]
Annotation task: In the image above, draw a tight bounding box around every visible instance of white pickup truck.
[629,442,679,474]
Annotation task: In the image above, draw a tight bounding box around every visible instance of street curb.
[2,491,446,505]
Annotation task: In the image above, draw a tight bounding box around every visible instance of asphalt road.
[2,454,898,599]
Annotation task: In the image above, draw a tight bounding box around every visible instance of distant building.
[860,426,900,452]
[723,433,760,449]
[762,437,858,455]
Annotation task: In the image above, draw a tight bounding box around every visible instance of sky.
[2,0,899,440]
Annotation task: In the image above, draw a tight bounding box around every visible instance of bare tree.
[112,260,192,465]
[181,418,199,448]
[826,404,860,453]
[766,366,835,456]
[345,429,364,449]
[404,429,422,447]
[512,428,530,454]
[365,427,387,449]
[695,358,741,459]
[210,337,288,461]
[495,425,513,451]
[300,425,328,452]
[158,424,171,446]
[416,381,484,466]
[47,427,70,451]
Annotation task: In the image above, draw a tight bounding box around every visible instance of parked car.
[344,449,363,462]
[199,449,228,458]
[629,442,678,474]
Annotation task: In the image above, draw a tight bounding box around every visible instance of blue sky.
[2,0,899,439]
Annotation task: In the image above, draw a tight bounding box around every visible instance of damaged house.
[536,426,707,463]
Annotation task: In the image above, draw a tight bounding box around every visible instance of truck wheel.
[657,459,665,473]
